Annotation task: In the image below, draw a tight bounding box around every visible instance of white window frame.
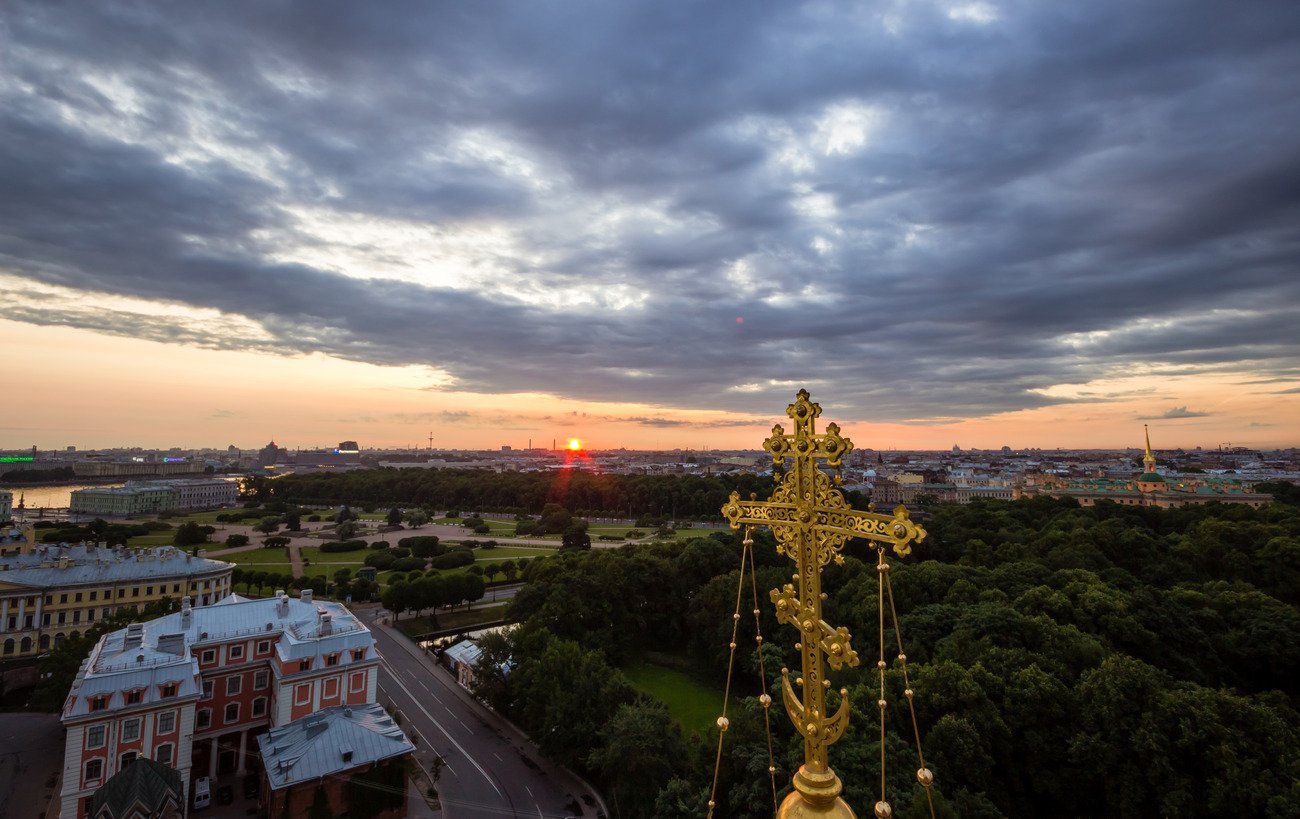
[157,711,175,734]
[323,677,338,698]
[202,680,213,700]
[294,684,311,706]
[200,649,215,664]
[256,639,272,655]
[350,671,366,693]
[155,743,174,765]
[121,718,140,742]
[229,643,244,660]
[225,675,242,696]
[224,702,239,724]
[252,697,267,717]
[196,708,211,730]
[86,725,106,749]
[84,758,103,784]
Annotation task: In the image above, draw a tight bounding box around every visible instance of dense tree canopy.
[263,466,786,520]
[481,495,1300,818]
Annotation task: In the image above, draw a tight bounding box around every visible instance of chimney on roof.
[301,589,313,604]
[124,623,145,651]
[181,596,192,629]
[276,591,288,617]
[319,612,332,636]
[157,633,185,656]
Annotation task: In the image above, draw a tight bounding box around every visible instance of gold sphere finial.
[874,801,892,819]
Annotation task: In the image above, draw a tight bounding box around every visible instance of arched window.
[20,637,31,653]
[2,638,13,655]
[54,632,66,647]
[39,634,50,650]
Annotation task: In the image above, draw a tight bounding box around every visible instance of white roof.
[443,639,482,667]
[257,703,414,790]
[0,544,229,589]
[63,593,373,720]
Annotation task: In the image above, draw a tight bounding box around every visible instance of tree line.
[250,468,810,520]
[471,493,1300,818]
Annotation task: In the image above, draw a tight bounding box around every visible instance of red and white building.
[58,589,382,819]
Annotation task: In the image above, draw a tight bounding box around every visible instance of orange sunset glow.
[1,3,1297,454]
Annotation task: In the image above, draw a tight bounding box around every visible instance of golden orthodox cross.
[721,390,926,818]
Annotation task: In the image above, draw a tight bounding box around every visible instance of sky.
[2,1,1298,452]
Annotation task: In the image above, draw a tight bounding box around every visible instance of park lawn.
[126,531,181,547]
[299,546,368,568]
[472,546,553,560]
[623,661,723,737]
[432,517,516,535]
[228,548,294,567]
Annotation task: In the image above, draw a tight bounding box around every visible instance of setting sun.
[567,438,582,451]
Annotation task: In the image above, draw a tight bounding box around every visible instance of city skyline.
[4,2,1298,451]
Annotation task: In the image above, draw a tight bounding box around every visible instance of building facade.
[58,590,384,819]
[0,541,232,660]
[69,480,238,516]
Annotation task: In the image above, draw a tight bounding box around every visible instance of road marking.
[378,668,501,797]
[492,752,503,761]
[525,786,534,798]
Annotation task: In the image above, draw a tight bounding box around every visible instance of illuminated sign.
[162,457,187,463]
[0,456,34,463]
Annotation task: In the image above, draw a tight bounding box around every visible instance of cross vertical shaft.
[721,390,927,818]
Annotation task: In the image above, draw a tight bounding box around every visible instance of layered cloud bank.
[2,1,1298,442]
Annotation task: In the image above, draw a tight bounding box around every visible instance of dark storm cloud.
[3,0,1300,420]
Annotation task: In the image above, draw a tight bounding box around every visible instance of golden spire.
[1143,424,1157,473]
[722,390,927,819]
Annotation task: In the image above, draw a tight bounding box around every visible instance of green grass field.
[623,661,723,736]
[472,545,554,560]
[227,548,294,567]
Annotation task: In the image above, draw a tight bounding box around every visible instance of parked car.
[192,777,211,811]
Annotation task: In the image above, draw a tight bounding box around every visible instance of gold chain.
[878,551,936,819]
[708,526,780,818]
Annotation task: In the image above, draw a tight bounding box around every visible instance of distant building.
[0,539,232,659]
[1019,427,1273,509]
[73,462,204,479]
[336,441,360,454]
[257,441,281,467]
[0,490,11,523]
[57,590,401,819]
[69,481,237,517]
[872,479,1013,506]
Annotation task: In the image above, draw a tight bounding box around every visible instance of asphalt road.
[365,611,605,819]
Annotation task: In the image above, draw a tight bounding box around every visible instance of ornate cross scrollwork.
[721,390,927,818]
